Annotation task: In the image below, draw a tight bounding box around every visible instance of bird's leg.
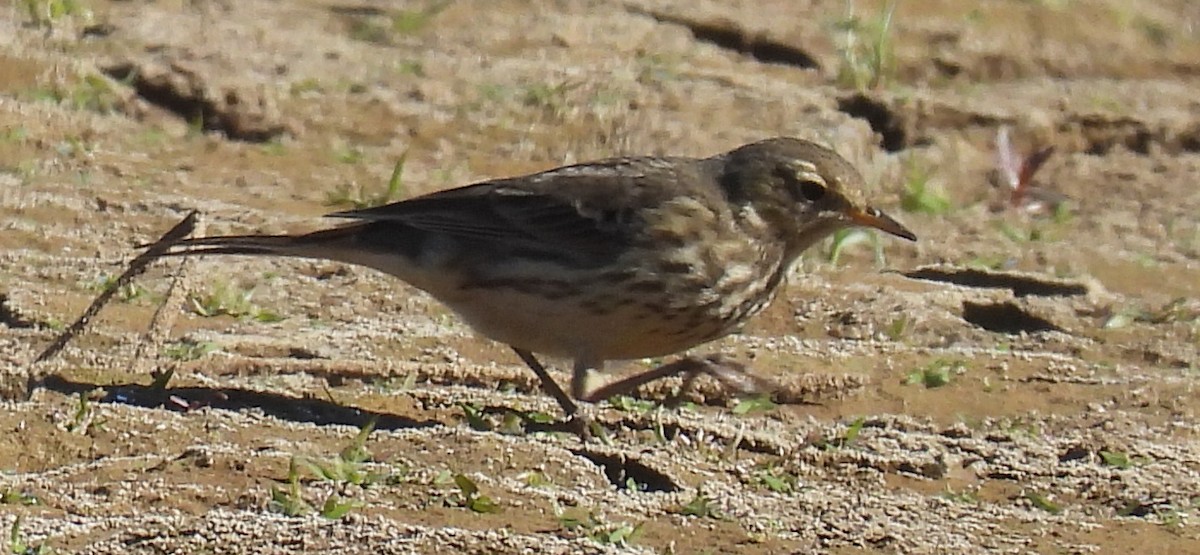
[510,347,579,417]
[580,355,776,406]
[570,359,598,401]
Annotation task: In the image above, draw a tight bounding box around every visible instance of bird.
[154,137,916,419]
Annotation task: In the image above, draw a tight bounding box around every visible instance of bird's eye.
[794,179,826,201]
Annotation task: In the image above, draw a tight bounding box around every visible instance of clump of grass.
[28,74,120,115]
[333,142,365,165]
[271,419,390,519]
[7,515,52,555]
[833,0,898,91]
[1,489,40,506]
[161,339,218,361]
[731,395,777,416]
[606,395,657,415]
[809,416,868,450]
[1102,297,1199,330]
[188,279,283,323]
[1099,449,1141,469]
[289,78,323,97]
[64,389,106,435]
[302,418,386,487]
[941,485,979,504]
[677,490,726,519]
[751,463,800,494]
[269,457,315,517]
[390,1,450,34]
[87,274,149,303]
[346,1,449,44]
[520,471,553,488]
[557,510,644,546]
[1024,491,1063,514]
[20,0,90,28]
[325,151,409,210]
[899,158,951,215]
[521,80,580,119]
[447,473,501,513]
[457,402,555,435]
[905,359,963,388]
[884,314,910,341]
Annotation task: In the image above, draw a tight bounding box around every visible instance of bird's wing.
[327,157,693,259]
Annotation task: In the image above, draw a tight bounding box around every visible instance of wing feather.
[326,157,699,258]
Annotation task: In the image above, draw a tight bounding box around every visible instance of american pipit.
[156,137,915,418]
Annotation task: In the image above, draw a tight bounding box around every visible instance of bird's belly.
[441,288,728,362]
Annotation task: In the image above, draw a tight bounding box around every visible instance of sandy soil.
[2,0,1199,553]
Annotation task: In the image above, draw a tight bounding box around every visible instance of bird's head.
[717,137,916,255]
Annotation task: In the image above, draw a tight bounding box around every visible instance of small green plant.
[731,395,777,416]
[833,0,898,90]
[449,473,500,514]
[87,274,148,303]
[52,135,95,159]
[558,510,644,546]
[8,515,52,555]
[65,389,106,434]
[520,471,553,488]
[1099,450,1137,469]
[1024,491,1062,514]
[346,2,448,44]
[259,138,287,156]
[752,465,799,494]
[391,1,449,34]
[635,52,681,84]
[161,339,218,361]
[324,151,409,210]
[317,495,361,520]
[607,395,656,414]
[1,127,29,143]
[884,314,910,341]
[810,416,867,450]
[289,78,323,96]
[905,359,963,388]
[1103,298,1200,330]
[521,80,580,119]
[941,485,979,504]
[188,280,282,323]
[496,408,556,435]
[394,60,425,77]
[333,143,365,165]
[459,402,492,432]
[21,0,90,28]
[370,373,418,393]
[271,420,384,519]
[269,458,314,517]
[302,418,390,488]
[1,490,40,506]
[678,491,725,520]
[839,416,866,446]
[28,74,118,114]
[899,159,950,215]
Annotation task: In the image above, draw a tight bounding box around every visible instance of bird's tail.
[152,223,369,261]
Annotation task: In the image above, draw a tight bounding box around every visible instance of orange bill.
[849,206,917,241]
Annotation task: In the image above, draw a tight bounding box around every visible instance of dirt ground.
[2,0,1199,553]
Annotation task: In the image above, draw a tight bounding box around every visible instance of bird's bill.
[848,206,917,241]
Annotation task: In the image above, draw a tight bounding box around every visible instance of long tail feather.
[153,224,368,259]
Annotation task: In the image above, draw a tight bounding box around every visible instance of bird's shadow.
[35,374,436,431]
